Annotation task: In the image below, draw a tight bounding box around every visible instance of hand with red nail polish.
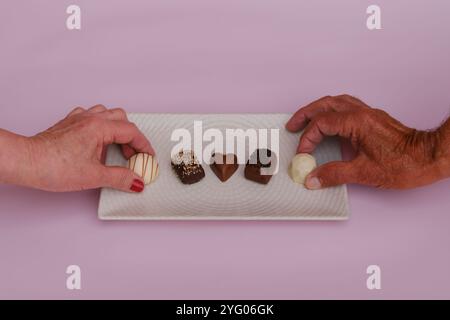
[0,105,154,192]
[286,95,450,189]
[130,179,145,193]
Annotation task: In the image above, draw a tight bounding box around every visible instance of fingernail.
[130,179,144,193]
[306,177,321,190]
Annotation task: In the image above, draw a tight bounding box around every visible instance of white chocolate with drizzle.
[128,153,159,185]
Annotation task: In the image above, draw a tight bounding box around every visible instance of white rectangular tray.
[98,113,349,220]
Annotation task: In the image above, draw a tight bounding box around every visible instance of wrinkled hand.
[26,105,154,192]
[286,95,448,189]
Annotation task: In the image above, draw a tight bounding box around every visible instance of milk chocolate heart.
[210,153,239,182]
[244,149,274,185]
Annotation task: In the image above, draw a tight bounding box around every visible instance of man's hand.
[21,105,154,192]
[286,95,449,190]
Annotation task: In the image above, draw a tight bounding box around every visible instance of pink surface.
[0,0,450,299]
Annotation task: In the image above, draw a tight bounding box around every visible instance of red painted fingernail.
[130,179,144,193]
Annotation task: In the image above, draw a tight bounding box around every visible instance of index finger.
[106,120,155,156]
[285,95,363,132]
[297,111,355,153]
[286,96,333,132]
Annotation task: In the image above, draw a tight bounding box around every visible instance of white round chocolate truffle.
[128,153,159,185]
[288,153,317,185]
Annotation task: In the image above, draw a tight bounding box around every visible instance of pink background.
[1,0,450,299]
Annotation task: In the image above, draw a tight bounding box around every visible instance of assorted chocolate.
[125,149,316,187]
[128,149,282,186]
[210,153,239,182]
[244,149,275,185]
[171,150,205,185]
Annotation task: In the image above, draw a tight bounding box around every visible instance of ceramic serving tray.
[98,113,349,220]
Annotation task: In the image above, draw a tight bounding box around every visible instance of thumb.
[100,166,145,193]
[305,161,357,190]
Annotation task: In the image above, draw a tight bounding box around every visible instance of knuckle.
[322,95,333,103]
[337,94,353,100]
[306,116,321,130]
[96,168,108,185]
[325,166,343,185]
[108,107,127,119]
[321,95,338,108]
[71,106,85,113]
[116,169,130,187]
[374,171,394,189]
[113,107,126,115]
[315,112,332,126]
[129,122,139,131]
[372,108,390,118]
[301,133,317,147]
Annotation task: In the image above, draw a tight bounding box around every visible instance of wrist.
[433,118,450,179]
[0,129,36,188]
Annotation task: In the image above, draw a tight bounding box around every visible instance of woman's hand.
[19,105,153,192]
[286,95,450,190]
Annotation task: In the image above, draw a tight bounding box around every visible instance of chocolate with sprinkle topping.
[171,150,205,184]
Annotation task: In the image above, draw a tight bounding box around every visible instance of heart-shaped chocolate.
[210,153,239,182]
[244,149,275,185]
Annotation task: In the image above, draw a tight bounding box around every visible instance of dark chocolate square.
[171,150,205,185]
